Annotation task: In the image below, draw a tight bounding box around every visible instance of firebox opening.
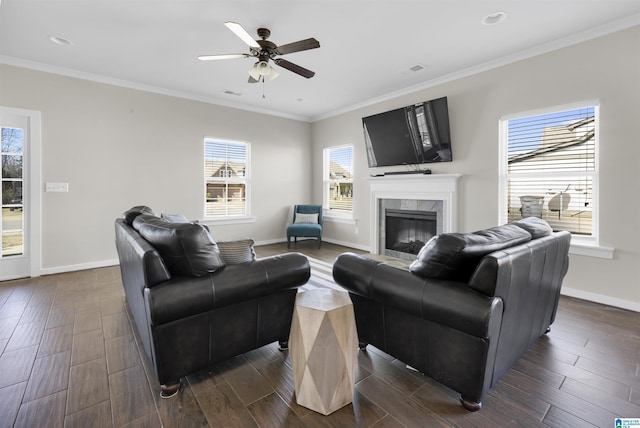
[385,209,437,256]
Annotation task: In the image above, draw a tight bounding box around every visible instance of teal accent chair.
[287,205,323,249]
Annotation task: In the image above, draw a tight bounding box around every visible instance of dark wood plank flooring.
[0,240,638,427]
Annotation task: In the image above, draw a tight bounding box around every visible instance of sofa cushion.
[133,215,225,277]
[123,205,156,225]
[161,213,190,223]
[217,239,256,264]
[409,224,532,281]
[511,217,553,239]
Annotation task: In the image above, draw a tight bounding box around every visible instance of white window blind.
[503,106,596,236]
[325,145,353,213]
[204,139,249,217]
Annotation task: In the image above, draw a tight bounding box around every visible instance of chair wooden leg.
[287,237,291,249]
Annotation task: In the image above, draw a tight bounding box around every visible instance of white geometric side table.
[288,289,358,415]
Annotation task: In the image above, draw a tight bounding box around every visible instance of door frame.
[0,106,41,280]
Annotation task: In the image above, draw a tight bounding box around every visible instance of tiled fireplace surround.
[369,174,461,258]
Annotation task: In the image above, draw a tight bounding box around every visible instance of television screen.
[362,97,452,168]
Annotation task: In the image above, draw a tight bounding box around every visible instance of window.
[324,145,353,214]
[1,126,24,257]
[204,139,249,218]
[500,103,597,242]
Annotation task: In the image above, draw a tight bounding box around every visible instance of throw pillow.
[135,216,225,277]
[294,213,319,224]
[123,206,155,225]
[409,224,532,281]
[511,217,553,239]
[161,213,190,223]
[217,239,256,264]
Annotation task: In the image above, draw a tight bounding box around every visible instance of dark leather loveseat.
[333,217,570,411]
[114,206,310,397]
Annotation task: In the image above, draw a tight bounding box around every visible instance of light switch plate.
[45,182,69,192]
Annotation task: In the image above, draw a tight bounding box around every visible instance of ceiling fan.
[198,22,320,83]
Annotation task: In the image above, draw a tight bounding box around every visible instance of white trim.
[39,258,119,276]
[499,102,602,247]
[561,287,639,313]
[0,56,308,122]
[0,106,42,279]
[312,15,640,121]
[369,174,461,255]
[200,216,257,226]
[203,138,251,220]
[322,237,370,252]
[569,243,614,259]
[323,215,356,225]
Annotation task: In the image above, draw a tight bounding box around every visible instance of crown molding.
[0,56,310,122]
[311,13,640,122]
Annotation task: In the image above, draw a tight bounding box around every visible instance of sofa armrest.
[333,253,502,338]
[147,252,309,326]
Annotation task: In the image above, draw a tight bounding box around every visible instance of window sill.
[201,216,257,226]
[324,214,356,225]
[569,242,614,259]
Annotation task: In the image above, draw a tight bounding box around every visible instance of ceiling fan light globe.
[267,68,279,81]
[256,61,271,75]
[248,65,261,80]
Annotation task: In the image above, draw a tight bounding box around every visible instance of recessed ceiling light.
[48,35,74,46]
[482,12,507,26]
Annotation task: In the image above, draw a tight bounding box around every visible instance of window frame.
[323,144,354,221]
[203,138,252,221]
[498,101,612,258]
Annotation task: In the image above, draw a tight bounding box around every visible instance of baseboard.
[33,252,638,314]
[322,237,370,252]
[253,238,287,246]
[39,258,120,276]
[561,287,640,313]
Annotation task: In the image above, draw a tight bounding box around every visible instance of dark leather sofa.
[114,207,310,397]
[333,217,570,411]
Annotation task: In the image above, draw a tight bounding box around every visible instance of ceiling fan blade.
[275,38,320,55]
[248,75,259,83]
[225,21,260,49]
[273,58,315,78]
[198,53,251,61]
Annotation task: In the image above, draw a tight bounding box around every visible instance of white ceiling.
[1,1,640,122]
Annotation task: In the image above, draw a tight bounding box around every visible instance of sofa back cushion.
[133,215,225,277]
[409,224,532,281]
[510,217,553,239]
[123,205,156,225]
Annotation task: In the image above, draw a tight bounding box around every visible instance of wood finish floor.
[0,240,638,427]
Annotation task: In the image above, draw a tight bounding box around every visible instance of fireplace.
[385,209,437,258]
[379,200,442,260]
[369,174,460,259]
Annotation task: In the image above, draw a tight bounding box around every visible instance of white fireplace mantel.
[369,173,461,255]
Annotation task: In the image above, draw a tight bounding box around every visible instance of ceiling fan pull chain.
[262,77,266,99]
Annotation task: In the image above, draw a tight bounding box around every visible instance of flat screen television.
[362,96,452,168]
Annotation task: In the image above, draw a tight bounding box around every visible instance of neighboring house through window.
[324,145,354,216]
[204,138,250,218]
[499,102,598,245]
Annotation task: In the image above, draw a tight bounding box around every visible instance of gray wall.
[1,25,638,310]
[312,26,640,310]
[0,65,312,271]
